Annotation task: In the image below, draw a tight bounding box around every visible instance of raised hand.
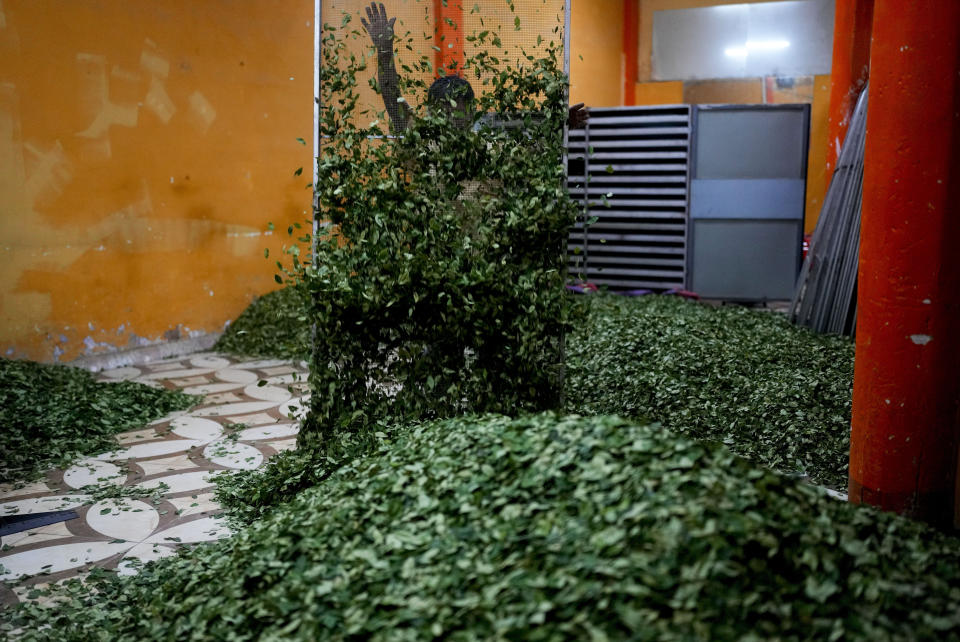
[361,2,396,53]
[568,102,588,129]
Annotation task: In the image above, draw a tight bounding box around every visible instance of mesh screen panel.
[461,1,567,89]
[320,0,567,124]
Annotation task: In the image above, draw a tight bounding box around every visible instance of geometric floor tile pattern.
[0,353,308,607]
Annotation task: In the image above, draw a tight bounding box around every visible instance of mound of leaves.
[298,9,576,449]
[0,358,196,483]
[213,285,310,360]
[6,414,960,640]
[211,292,854,517]
[565,295,855,489]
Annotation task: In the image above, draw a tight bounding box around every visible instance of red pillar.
[826,0,873,175]
[434,0,464,76]
[622,0,639,106]
[848,0,960,528]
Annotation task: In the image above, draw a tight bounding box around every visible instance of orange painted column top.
[849,0,960,528]
[826,0,873,174]
[434,0,464,76]
[622,0,639,106]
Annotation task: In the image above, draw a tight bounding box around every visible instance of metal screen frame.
[567,105,693,291]
[313,1,573,254]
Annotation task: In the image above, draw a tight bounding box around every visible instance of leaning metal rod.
[311,0,323,375]
[581,120,590,279]
[791,85,868,334]
[832,88,869,334]
[312,0,322,267]
[822,87,868,333]
[559,0,572,405]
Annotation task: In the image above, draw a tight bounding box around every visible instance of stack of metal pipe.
[790,86,869,336]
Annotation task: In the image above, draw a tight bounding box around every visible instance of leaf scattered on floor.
[0,358,197,483]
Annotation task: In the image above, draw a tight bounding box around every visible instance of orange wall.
[681,78,764,104]
[0,1,314,362]
[635,81,683,105]
[804,74,831,234]
[570,0,624,107]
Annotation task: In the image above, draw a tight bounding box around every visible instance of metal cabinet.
[687,104,810,300]
[566,103,809,300]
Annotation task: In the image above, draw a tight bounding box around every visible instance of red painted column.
[848,0,960,528]
[825,0,873,175]
[622,0,639,106]
[434,0,464,76]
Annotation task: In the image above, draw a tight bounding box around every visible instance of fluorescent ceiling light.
[724,39,790,58]
[746,39,790,51]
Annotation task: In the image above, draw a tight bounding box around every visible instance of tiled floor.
[0,353,309,607]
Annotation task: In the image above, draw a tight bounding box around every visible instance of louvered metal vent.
[567,105,691,290]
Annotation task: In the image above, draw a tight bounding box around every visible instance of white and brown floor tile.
[0,353,309,607]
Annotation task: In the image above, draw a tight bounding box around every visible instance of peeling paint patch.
[129,333,153,348]
[144,76,176,124]
[110,65,141,83]
[140,48,170,78]
[23,140,73,208]
[187,91,216,133]
[81,335,120,354]
[910,334,932,346]
[80,331,125,355]
[75,53,139,140]
[922,299,931,305]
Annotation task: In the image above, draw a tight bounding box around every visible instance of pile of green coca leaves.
[565,295,855,489]
[5,414,960,640]
[0,358,196,483]
[299,9,576,455]
[213,290,854,524]
[214,285,310,360]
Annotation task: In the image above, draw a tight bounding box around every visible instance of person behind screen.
[360,2,587,134]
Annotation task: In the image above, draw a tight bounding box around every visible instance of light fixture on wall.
[724,40,791,58]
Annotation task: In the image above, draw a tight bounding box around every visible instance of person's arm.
[361,2,411,132]
[478,102,589,132]
[568,102,588,129]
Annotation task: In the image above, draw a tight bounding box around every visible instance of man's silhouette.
[360,2,587,133]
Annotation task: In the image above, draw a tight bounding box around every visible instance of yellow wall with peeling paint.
[570,0,624,107]
[0,1,314,362]
[0,0,834,362]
